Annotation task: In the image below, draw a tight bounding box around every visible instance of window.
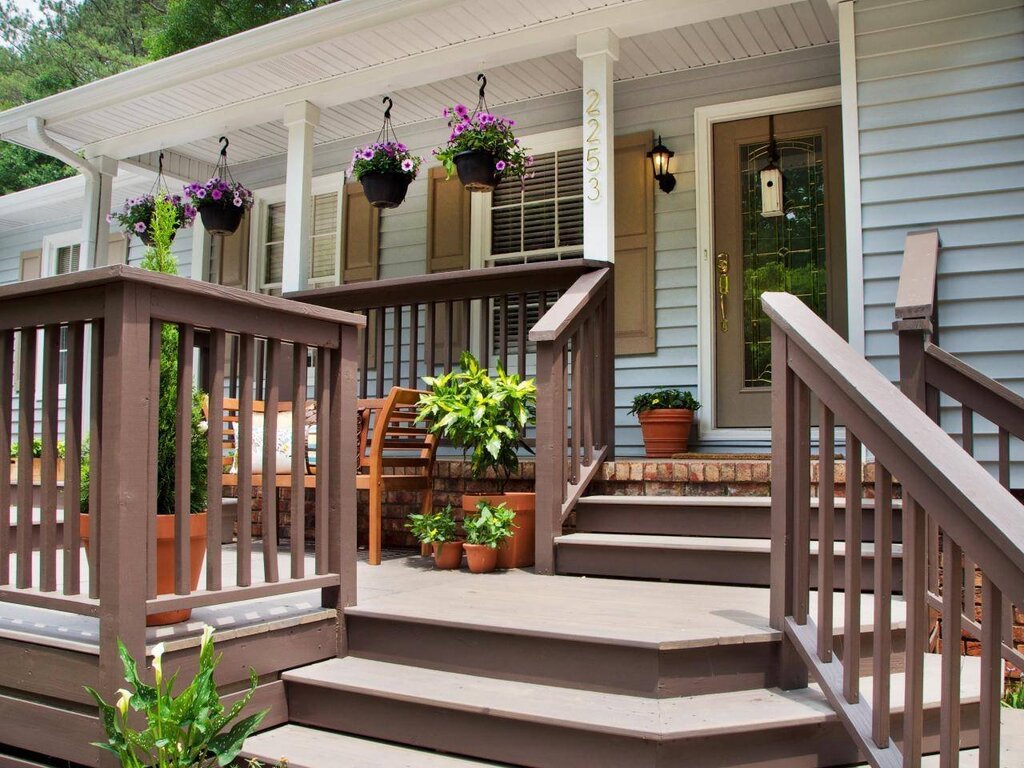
[55,243,81,275]
[259,191,341,293]
[489,148,583,265]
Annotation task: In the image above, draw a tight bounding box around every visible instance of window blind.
[261,192,339,292]
[55,243,81,275]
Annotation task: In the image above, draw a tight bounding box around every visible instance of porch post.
[81,154,118,269]
[576,29,618,263]
[281,100,321,293]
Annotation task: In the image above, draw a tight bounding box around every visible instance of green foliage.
[85,629,268,768]
[1004,682,1024,709]
[10,438,65,459]
[461,501,516,549]
[417,351,536,494]
[405,504,458,544]
[433,104,532,182]
[628,389,700,416]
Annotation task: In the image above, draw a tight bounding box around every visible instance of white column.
[576,28,618,263]
[81,154,118,269]
[281,100,321,293]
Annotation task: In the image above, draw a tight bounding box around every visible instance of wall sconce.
[647,135,676,194]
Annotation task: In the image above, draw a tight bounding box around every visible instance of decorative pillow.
[304,409,364,474]
[230,411,294,475]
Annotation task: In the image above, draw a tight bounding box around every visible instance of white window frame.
[250,172,345,293]
[41,229,84,278]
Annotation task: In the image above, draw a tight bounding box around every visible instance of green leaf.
[209,710,269,766]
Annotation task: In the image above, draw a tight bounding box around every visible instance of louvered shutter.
[426,166,470,273]
[56,243,81,275]
[310,192,339,281]
[614,131,656,355]
[19,249,41,281]
[218,210,251,289]
[342,181,379,283]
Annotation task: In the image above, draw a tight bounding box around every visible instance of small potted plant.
[405,505,463,570]
[349,140,422,209]
[81,195,209,625]
[461,501,516,573]
[11,439,65,483]
[184,176,253,236]
[108,193,196,246]
[629,388,701,457]
[434,97,532,192]
[417,351,537,569]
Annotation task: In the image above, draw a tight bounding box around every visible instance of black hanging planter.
[360,171,411,209]
[454,150,503,192]
[198,202,244,236]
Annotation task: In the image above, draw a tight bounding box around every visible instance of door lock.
[716,252,729,333]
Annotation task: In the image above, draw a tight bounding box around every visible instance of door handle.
[716,252,729,333]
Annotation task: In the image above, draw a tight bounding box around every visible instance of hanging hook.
[219,136,229,158]
[477,73,487,101]
[158,151,164,175]
[382,96,393,121]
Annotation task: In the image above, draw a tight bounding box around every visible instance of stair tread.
[284,655,972,740]
[556,532,904,556]
[243,725,506,767]
[578,495,899,509]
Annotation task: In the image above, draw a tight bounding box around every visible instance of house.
[0,1,1021,766]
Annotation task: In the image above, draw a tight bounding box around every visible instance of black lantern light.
[647,135,676,194]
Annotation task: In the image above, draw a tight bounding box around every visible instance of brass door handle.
[716,252,729,333]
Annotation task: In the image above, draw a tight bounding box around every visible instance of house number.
[585,88,601,201]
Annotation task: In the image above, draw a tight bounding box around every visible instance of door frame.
[694,86,843,444]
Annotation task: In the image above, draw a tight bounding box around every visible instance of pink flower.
[495,160,506,172]
[361,148,374,160]
[454,104,469,119]
[211,188,223,201]
[134,222,146,233]
[401,158,415,172]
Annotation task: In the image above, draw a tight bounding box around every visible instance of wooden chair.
[209,386,437,566]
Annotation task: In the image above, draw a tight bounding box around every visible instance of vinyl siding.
[854,0,1024,481]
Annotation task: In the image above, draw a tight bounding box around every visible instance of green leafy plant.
[85,628,267,768]
[405,504,459,544]
[628,389,701,416]
[349,141,422,181]
[10,439,65,459]
[417,351,536,493]
[433,104,533,182]
[1004,682,1024,709]
[461,501,516,548]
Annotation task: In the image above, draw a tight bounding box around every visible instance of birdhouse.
[760,163,784,218]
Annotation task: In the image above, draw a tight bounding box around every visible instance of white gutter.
[27,116,98,180]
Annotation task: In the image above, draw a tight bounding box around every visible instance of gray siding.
[854,0,1024,481]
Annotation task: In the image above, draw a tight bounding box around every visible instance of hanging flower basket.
[350,97,422,209]
[185,137,254,236]
[433,74,532,193]
[109,192,195,245]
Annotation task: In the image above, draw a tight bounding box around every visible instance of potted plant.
[629,388,701,457]
[461,501,516,573]
[108,193,196,246]
[81,194,209,626]
[349,140,422,209]
[434,99,532,192]
[184,176,253,236]
[406,505,463,570]
[417,351,537,569]
[11,439,65,483]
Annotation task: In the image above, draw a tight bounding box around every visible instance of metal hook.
[477,73,487,100]
[219,136,229,157]
[158,151,164,175]
[382,96,393,120]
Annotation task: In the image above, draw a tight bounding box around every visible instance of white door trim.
[694,85,842,444]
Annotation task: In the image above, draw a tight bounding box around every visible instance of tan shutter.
[107,233,127,266]
[426,166,470,273]
[19,249,41,281]
[614,131,656,355]
[311,192,339,280]
[342,181,379,283]
[216,210,251,289]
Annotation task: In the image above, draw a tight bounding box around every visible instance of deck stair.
[556,495,904,590]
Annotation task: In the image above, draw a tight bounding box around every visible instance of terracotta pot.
[463,543,498,574]
[81,512,207,626]
[462,492,535,569]
[432,540,464,570]
[453,150,503,192]
[360,171,412,209]
[198,202,244,235]
[637,408,694,457]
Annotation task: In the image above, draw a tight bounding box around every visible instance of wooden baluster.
[0,332,12,587]
[793,379,811,627]
[237,333,254,587]
[517,293,527,380]
[206,329,225,592]
[88,322,104,599]
[408,305,419,389]
[903,494,928,767]
[569,330,581,485]
[444,300,454,373]
[375,308,386,398]
[425,303,435,380]
[499,295,508,371]
[979,576,1002,768]
[146,321,161,600]
[359,310,369,398]
[392,306,402,389]
[872,464,893,748]
[844,432,863,703]
[534,339,565,575]
[291,344,306,580]
[478,298,490,372]
[315,347,330,575]
[817,404,835,661]
[262,339,280,583]
[562,346,570,504]
[961,406,974,456]
[16,328,36,589]
[582,317,594,467]
[461,299,471,364]
[174,324,194,595]
[39,325,60,592]
[940,533,962,768]
[600,285,616,458]
[997,427,1010,489]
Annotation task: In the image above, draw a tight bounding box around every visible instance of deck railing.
[530,267,615,574]
[0,265,363,698]
[765,287,1024,767]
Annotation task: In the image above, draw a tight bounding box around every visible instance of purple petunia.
[495,160,506,172]
[211,188,223,201]
[361,148,374,160]
[401,158,414,172]
[453,104,469,119]
[134,222,146,233]
[196,188,207,199]
[233,197,242,207]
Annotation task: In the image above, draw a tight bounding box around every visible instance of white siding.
[854,0,1024,481]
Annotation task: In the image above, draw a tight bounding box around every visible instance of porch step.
[554,532,904,591]
[242,725,508,767]
[574,495,902,542]
[280,654,977,768]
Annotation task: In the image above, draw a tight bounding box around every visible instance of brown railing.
[289,259,607,398]
[765,287,1024,767]
[530,267,615,574]
[0,265,362,697]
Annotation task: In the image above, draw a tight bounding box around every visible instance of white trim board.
[694,85,842,444]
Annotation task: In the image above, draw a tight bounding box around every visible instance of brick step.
[280,655,978,768]
[554,532,904,592]
[575,495,902,542]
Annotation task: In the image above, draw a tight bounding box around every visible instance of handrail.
[764,289,1024,768]
[532,267,614,574]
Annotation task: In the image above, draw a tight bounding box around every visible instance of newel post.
[534,341,565,575]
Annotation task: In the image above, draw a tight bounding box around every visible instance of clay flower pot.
[463,543,498,574]
[360,171,412,209]
[432,540,464,570]
[462,492,535,569]
[453,150,503,192]
[81,512,207,626]
[637,408,695,458]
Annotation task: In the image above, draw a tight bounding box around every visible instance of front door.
[713,107,846,428]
